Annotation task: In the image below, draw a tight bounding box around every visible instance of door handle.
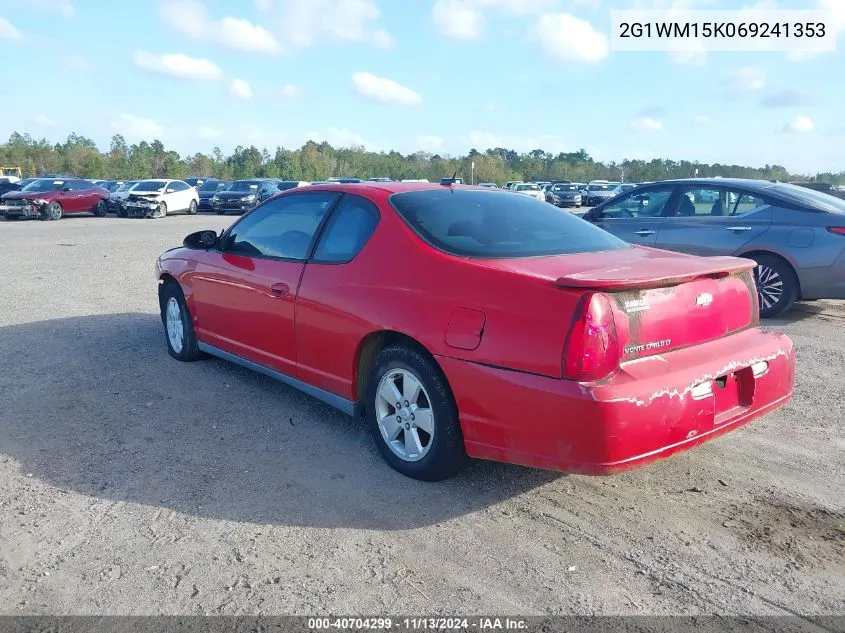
[635,229,656,236]
[270,283,290,297]
[726,226,753,232]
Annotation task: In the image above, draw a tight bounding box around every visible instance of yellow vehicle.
[0,167,22,182]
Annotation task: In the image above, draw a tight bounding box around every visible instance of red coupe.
[0,177,109,220]
[156,183,795,481]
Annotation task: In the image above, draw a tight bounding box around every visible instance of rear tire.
[159,282,203,362]
[187,199,197,215]
[365,344,468,481]
[93,199,108,217]
[750,253,798,319]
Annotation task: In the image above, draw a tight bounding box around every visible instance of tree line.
[1,131,842,186]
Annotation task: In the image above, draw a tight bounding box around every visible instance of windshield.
[515,184,540,191]
[588,184,613,191]
[230,180,261,192]
[390,189,628,258]
[101,181,122,192]
[133,181,166,192]
[22,179,65,193]
[116,181,138,192]
[771,183,845,214]
[552,184,579,192]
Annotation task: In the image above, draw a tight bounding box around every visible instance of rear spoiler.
[554,256,756,291]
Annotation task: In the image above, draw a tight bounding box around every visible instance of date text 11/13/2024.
[308,617,528,630]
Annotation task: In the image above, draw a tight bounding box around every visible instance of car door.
[61,180,90,213]
[189,191,341,376]
[585,185,676,246]
[655,185,772,257]
[294,194,381,398]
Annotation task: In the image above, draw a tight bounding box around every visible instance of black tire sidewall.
[751,254,797,318]
[94,200,107,217]
[42,202,62,221]
[160,283,201,361]
[365,345,467,481]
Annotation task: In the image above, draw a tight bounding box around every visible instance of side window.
[313,195,380,263]
[601,187,674,218]
[732,191,766,215]
[170,181,189,192]
[220,192,340,260]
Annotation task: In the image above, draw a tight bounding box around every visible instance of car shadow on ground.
[0,313,560,530]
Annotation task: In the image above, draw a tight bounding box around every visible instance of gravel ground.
[0,215,842,616]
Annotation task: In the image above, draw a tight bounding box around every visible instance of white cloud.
[270,0,393,48]
[132,51,223,81]
[535,13,609,63]
[433,0,484,38]
[669,38,707,66]
[269,84,302,100]
[694,115,711,124]
[0,17,22,40]
[24,0,74,17]
[109,114,163,141]
[782,115,814,134]
[788,0,845,60]
[351,72,422,106]
[722,67,766,95]
[229,78,253,100]
[631,118,662,131]
[199,126,222,139]
[28,114,56,127]
[417,135,444,152]
[159,0,281,53]
[432,0,560,38]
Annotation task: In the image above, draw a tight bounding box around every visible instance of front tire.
[751,254,798,319]
[117,204,128,218]
[41,201,62,221]
[365,344,468,481]
[187,199,198,215]
[93,199,108,217]
[159,282,203,362]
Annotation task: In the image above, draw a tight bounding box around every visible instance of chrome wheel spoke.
[404,427,423,456]
[402,373,422,405]
[378,378,402,408]
[412,408,434,434]
[380,414,403,441]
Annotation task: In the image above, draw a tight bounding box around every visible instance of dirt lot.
[0,215,842,616]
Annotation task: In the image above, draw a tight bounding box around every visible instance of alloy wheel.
[755,264,783,312]
[165,297,184,354]
[374,369,435,462]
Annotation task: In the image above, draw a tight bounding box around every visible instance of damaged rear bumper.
[436,327,795,475]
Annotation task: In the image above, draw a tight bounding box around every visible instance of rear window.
[770,183,845,214]
[390,189,629,258]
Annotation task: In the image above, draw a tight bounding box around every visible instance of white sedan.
[122,179,200,218]
[511,182,546,202]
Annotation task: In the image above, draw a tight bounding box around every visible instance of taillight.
[827,227,845,236]
[563,292,620,382]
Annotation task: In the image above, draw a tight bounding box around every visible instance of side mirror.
[183,230,218,250]
[166,188,175,193]
[61,186,72,192]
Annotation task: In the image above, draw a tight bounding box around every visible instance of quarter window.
[220,193,339,260]
[313,195,379,263]
[678,188,765,217]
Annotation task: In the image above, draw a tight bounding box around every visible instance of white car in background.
[511,182,546,202]
[122,179,199,218]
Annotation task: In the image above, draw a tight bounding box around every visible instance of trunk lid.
[478,246,759,363]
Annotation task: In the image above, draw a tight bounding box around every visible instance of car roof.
[637,178,779,192]
[288,182,504,196]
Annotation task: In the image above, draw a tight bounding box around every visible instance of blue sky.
[0,0,843,173]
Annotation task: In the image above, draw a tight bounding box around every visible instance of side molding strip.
[198,342,356,417]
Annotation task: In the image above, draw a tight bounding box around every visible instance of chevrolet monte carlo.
[155,183,795,481]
